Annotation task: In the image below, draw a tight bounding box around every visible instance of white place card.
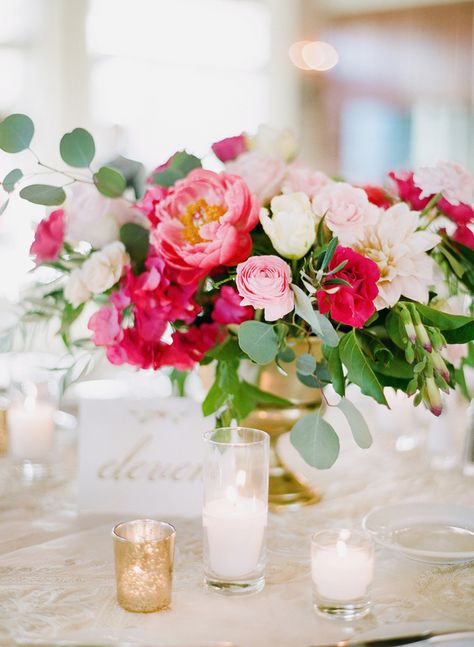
[77,380,209,517]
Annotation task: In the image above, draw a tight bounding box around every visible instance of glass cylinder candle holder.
[311,529,374,620]
[113,519,176,613]
[203,427,269,596]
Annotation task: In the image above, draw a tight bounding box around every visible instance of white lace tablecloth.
[0,419,473,647]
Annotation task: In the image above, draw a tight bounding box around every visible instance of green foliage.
[327,345,345,396]
[93,166,126,197]
[237,321,279,365]
[60,128,95,167]
[277,346,296,363]
[0,199,9,216]
[2,169,23,193]
[339,330,388,405]
[19,184,66,206]
[152,151,201,187]
[59,302,84,348]
[0,114,34,153]
[292,283,339,347]
[119,223,150,272]
[296,353,317,375]
[290,412,340,469]
[336,397,372,448]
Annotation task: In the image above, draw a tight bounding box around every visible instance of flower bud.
[410,306,432,352]
[432,352,450,382]
[422,376,443,416]
[399,305,416,343]
[405,345,415,364]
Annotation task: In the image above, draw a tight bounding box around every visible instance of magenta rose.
[212,134,247,162]
[30,209,65,264]
[150,169,260,284]
[236,255,294,321]
[212,286,254,324]
[316,246,380,328]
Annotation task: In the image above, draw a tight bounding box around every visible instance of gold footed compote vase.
[242,339,323,511]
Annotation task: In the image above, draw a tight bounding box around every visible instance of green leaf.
[438,245,465,279]
[444,322,474,344]
[277,346,296,363]
[240,381,292,407]
[385,310,407,349]
[0,198,9,216]
[93,166,126,197]
[206,336,245,361]
[372,354,413,379]
[415,303,473,331]
[119,223,149,272]
[290,412,340,469]
[2,168,23,192]
[216,359,240,395]
[202,379,227,417]
[0,114,34,152]
[237,321,279,365]
[319,236,338,271]
[327,345,345,396]
[296,372,320,388]
[292,283,339,347]
[60,128,95,167]
[336,397,372,449]
[152,167,183,187]
[170,151,201,174]
[296,353,317,376]
[339,330,388,405]
[19,184,66,206]
[59,302,84,349]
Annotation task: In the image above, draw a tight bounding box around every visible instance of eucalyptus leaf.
[60,128,95,167]
[19,184,66,206]
[0,199,9,216]
[119,223,149,272]
[296,353,317,376]
[2,168,23,193]
[170,151,201,174]
[152,167,183,187]
[0,114,34,152]
[93,166,126,197]
[336,397,372,449]
[277,346,296,363]
[292,283,339,347]
[339,330,388,405]
[238,321,279,365]
[290,412,340,469]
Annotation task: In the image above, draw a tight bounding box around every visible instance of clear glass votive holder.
[311,529,374,620]
[113,519,176,613]
[203,427,269,596]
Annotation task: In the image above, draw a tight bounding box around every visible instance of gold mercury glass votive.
[112,519,176,613]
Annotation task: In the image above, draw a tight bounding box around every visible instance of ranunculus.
[212,286,254,324]
[260,192,316,259]
[281,163,333,200]
[388,171,431,210]
[316,246,380,328]
[88,306,123,346]
[30,209,65,264]
[247,124,297,162]
[150,169,260,283]
[452,224,474,249]
[438,197,474,226]
[64,269,91,307]
[312,182,378,242]
[212,134,247,162]
[226,151,286,205]
[81,241,129,294]
[360,185,392,209]
[414,161,474,206]
[236,255,294,321]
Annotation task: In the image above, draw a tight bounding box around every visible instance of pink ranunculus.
[88,307,123,346]
[236,255,294,321]
[281,163,333,200]
[438,197,474,226]
[414,161,474,206]
[212,285,254,324]
[226,151,286,205]
[316,246,380,328]
[150,169,260,284]
[452,224,474,249]
[312,182,378,242]
[212,134,247,162]
[30,209,65,264]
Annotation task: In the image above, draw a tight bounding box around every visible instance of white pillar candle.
[311,533,374,601]
[203,486,267,578]
[7,398,55,460]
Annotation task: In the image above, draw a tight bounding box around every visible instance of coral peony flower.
[414,161,474,206]
[212,134,247,162]
[282,163,333,200]
[312,182,378,242]
[360,185,392,209]
[247,124,297,162]
[316,246,380,328]
[150,169,260,283]
[226,151,286,205]
[236,255,294,321]
[88,307,123,346]
[260,192,316,259]
[452,224,474,249]
[212,286,254,324]
[30,209,65,264]
[388,171,431,210]
[137,184,168,228]
[351,203,440,309]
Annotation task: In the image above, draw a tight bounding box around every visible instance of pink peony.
[236,255,294,321]
[389,171,431,210]
[452,224,474,249]
[30,209,65,264]
[212,285,254,324]
[316,246,380,328]
[226,151,286,205]
[282,163,333,200]
[150,169,259,284]
[312,182,377,242]
[212,135,247,162]
[414,161,474,206]
[137,185,169,228]
[88,307,123,346]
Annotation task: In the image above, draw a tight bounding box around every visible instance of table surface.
[0,414,473,647]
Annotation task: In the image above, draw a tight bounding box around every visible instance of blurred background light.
[301,40,339,71]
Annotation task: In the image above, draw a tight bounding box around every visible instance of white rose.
[260,192,316,259]
[64,269,91,307]
[81,241,129,294]
[247,124,297,162]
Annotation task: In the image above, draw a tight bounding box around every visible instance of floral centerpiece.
[1,115,473,468]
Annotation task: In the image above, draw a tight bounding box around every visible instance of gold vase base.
[269,466,321,511]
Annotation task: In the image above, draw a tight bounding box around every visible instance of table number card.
[77,380,209,517]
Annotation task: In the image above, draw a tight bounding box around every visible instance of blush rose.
[236,255,294,321]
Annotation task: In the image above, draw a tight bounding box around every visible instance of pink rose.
[236,255,294,321]
[212,285,254,324]
[226,151,286,205]
[282,163,332,200]
[312,182,377,242]
[150,169,260,284]
[212,135,247,162]
[88,307,123,346]
[389,171,431,210]
[30,209,65,264]
[414,161,474,206]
